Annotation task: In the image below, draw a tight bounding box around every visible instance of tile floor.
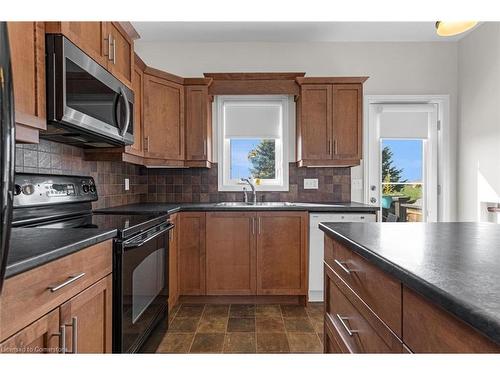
[154,303,324,354]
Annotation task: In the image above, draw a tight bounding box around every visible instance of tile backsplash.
[15,140,148,209]
[146,163,351,203]
[14,141,351,208]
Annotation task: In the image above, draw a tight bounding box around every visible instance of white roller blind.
[224,103,282,139]
[378,104,437,139]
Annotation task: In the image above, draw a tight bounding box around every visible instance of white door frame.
[363,95,451,222]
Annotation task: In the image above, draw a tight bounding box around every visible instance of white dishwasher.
[308,212,376,302]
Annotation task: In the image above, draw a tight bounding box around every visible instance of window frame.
[216,95,289,192]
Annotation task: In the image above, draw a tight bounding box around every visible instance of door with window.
[367,104,438,222]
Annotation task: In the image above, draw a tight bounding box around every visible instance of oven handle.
[123,223,174,249]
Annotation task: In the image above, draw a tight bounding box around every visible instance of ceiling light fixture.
[435,21,478,36]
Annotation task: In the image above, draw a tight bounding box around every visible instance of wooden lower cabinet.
[178,212,206,295]
[0,241,113,354]
[168,213,180,310]
[0,309,60,354]
[206,212,256,295]
[256,212,308,295]
[59,275,112,354]
[323,235,500,353]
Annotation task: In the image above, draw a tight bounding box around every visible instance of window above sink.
[215,95,290,192]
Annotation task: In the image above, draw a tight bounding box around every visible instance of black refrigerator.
[0,22,15,293]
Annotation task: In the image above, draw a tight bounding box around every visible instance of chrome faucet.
[241,178,257,205]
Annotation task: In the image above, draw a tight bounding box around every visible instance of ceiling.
[132,22,477,43]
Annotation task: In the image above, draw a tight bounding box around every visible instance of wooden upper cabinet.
[59,275,112,354]
[143,70,185,161]
[206,212,256,295]
[46,22,108,67]
[297,84,332,162]
[178,212,206,295]
[184,80,213,167]
[332,84,362,162]
[296,77,367,167]
[45,22,134,88]
[256,212,308,295]
[0,309,60,354]
[107,22,133,87]
[7,22,47,143]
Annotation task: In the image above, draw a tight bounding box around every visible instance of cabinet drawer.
[324,264,402,353]
[324,236,401,336]
[0,240,112,342]
[402,287,499,353]
[324,313,349,353]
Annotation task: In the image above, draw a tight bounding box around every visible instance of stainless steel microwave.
[44,34,134,147]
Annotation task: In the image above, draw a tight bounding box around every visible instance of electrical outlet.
[352,178,363,190]
[304,178,319,189]
[124,178,130,191]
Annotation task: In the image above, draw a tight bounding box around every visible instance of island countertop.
[319,222,500,345]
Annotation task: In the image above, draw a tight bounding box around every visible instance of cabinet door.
[143,74,185,160]
[332,84,362,162]
[185,85,211,162]
[0,309,60,354]
[298,84,332,162]
[125,55,144,156]
[46,22,108,67]
[59,275,112,354]
[107,22,133,87]
[168,213,179,310]
[206,212,256,295]
[7,22,46,143]
[256,212,308,295]
[178,212,206,295]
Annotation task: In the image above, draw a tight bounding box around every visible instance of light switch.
[304,178,319,189]
[124,178,130,191]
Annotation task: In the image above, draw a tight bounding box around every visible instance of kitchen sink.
[215,202,296,207]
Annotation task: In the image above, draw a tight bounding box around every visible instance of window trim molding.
[216,95,290,192]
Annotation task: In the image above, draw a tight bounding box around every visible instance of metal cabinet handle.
[48,273,86,293]
[53,324,66,353]
[336,314,358,336]
[71,317,78,354]
[105,33,113,61]
[144,136,150,152]
[328,140,332,155]
[334,259,352,274]
[334,139,338,155]
[112,36,116,65]
[203,139,207,156]
[252,217,255,235]
[258,217,262,234]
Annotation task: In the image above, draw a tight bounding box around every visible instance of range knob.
[14,184,22,196]
[22,184,35,195]
[82,184,90,193]
[89,185,96,193]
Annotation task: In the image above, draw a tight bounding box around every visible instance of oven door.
[46,34,134,147]
[115,222,173,353]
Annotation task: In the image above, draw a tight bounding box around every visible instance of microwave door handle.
[115,86,131,136]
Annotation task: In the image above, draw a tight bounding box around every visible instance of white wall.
[136,41,458,217]
[457,23,500,221]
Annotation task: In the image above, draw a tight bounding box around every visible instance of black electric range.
[12,173,173,353]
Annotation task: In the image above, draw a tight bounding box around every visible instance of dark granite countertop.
[5,228,117,278]
[94,201,379,215]
[319,222,500,345]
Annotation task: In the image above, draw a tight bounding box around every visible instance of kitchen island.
[319,222,500,353]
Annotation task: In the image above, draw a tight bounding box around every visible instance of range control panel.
[14,173,98,208]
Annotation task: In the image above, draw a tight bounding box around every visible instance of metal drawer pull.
[334,259,352,274]
[336,314,358,336]
[48,273,86,293]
